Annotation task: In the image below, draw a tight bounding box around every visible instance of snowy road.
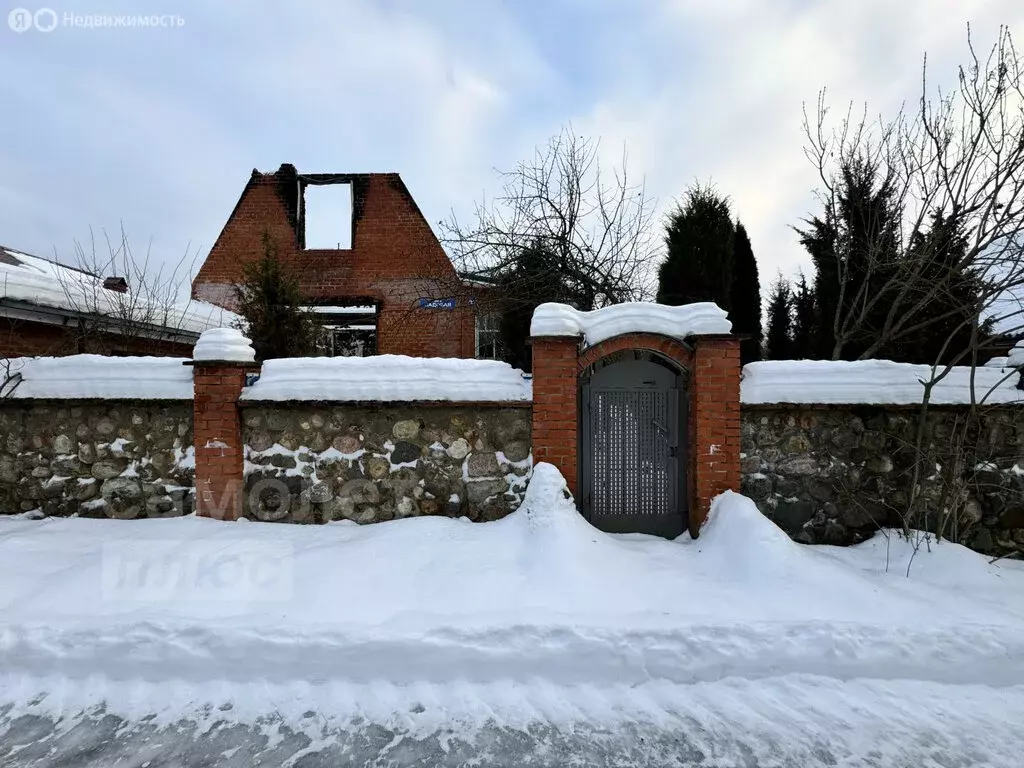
[2,465,1023,766]
[4,675,1024,767]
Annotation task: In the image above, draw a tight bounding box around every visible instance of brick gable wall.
[193,166,475,358]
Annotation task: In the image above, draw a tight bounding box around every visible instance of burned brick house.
[193,164,495,359]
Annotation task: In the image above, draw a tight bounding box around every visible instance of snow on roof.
[0,246,239,335]
[1009,339,1024,368]
[741,360,1024,406]
[2,355,192,399]
[530,302,731,347]
[240,355,532,402]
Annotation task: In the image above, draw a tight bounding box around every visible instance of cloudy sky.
[2,0,1023,294]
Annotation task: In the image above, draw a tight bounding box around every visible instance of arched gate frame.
[531,331,740,538]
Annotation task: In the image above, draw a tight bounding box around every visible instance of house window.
[304,183,352,249]
[326,326,376,357]
[476,313,501,359]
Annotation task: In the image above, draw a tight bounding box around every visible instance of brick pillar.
[189,327,257,521]
[192,363,252,520]
[691,335,741,535]
[530,336,580,496]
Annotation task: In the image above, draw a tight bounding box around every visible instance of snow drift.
[2,464,1024,765]
[192,327,255,362]
[1,462,1022,690]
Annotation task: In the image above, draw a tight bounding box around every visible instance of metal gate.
[580,355,686,538]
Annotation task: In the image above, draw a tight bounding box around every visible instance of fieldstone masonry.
[0,402,194,518]
[742,406,1024,557]
[2,329,1020,562]
[241,405,532,523]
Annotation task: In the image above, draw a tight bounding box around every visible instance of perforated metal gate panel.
[580,357,685,538]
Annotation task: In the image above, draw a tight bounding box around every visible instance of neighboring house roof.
[0,245,239,339]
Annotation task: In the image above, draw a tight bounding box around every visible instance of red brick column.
[531,336,580,496]
[192,362,253,520]
[691,335,741,534]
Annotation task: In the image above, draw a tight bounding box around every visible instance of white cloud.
[1,0,1022,295]
[576,0,1024,279]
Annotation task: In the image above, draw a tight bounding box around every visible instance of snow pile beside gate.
[741,359,1024,405]
[530,301,731,347]
[240,355,532,402]
[0,462,1022,690]
[1,355,193,399]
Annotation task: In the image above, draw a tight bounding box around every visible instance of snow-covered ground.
[2,464,1023,766]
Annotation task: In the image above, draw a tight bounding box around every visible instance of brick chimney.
[103,276,129,293]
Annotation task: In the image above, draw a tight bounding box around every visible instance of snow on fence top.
[1010,340,1024,369]
[741,360,1024,406]
[1,355,192,400]
[240,355,533,403]
[530,301,731,347]
[193,328,256,362]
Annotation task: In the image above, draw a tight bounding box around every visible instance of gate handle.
[652,419,668,436]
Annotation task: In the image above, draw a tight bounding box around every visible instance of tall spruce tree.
[657,185,735,308]
[889,212,992,364]
[791,273,817,359]
[797,215,838,358]
[764,278,793,360]
[235,233,319,361]
[730,222,762,364]
[796,157,901,360]
[797,160,997,364]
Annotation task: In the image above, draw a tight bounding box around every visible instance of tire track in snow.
[2,620,1023,689]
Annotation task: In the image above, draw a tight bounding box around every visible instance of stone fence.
[240,404,532,524]
[0,400,194,518]
[3,339,1022,560]
[0,350,534,524]
[741,405,1024,556]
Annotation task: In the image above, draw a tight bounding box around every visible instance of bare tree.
[441,126,659,312]
[800,27,1024,570]
[803,25,1024,363]
[54,226,204,354]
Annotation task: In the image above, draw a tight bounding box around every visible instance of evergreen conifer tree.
[764,278,794,360]
[729,221,762,364]
[234,233,319,361]
[796,157,901,359]
[657,185,735,308]
[791,273,817,359]
[891,212,992,364]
